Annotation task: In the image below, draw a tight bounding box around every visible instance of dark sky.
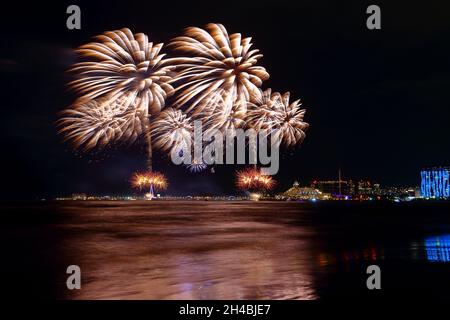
[1,0,449,199]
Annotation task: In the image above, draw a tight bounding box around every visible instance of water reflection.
[5,200,449,299]
[425,235,450,263]
[61,201,318,299]
[316,246,385,268]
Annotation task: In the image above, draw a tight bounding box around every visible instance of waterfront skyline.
[1,0,450,200]
[55,176,421,201]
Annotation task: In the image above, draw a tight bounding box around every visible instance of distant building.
[356,180,372,195]
[71,193,87,200]
[311,180,352,197]
[279,181,330,200]
[421,167,450,199]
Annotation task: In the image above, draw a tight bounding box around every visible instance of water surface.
[1,201,450,300]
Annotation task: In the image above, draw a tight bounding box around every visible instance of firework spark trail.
[168,23,269,119]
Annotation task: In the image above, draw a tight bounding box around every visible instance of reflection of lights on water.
[410,241,419,260]
[425,235,450,262]
[317,246,384,268]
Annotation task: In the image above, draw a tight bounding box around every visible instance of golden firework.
[169,23,269,117]
[131,171,168,191]
[246,89,281,131]
[58,25,310,180]
[151,108,193,153]
[70,28,175,115]
[57,98,146,150]
[59,28,176,171]
[272,92,309,148]
[246,89,309,147]
[201,90,247,136]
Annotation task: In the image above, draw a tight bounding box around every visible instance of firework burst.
[70,28,175,115]
[236,167,276,192]
[246,89,281,132]
[246,89,308,147]
[151,108,193,153]
[131,172,149,190]
[58,25,310,189]
[202,89,247,137]
[58,100,121,150]
[131,171,168,191]
[59,28,177,172]
[272,92,309,147]
[57,99,146,150]
[169,23,269,117]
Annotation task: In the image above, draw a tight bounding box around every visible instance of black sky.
[1,0,449,199]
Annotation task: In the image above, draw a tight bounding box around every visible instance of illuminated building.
[311,180,352,197]
[356,181,373,195]
[310,169,362,198]
[420,167,450,199]
[279,181,330,200]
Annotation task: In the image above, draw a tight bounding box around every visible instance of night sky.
[1,0,449,199]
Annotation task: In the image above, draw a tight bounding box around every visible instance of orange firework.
[235,168,275,192]
[131,171,168,191]
[147,172,168,190]
[131,172,148,190]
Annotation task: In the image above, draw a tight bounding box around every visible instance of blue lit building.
[420,167,450,199]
